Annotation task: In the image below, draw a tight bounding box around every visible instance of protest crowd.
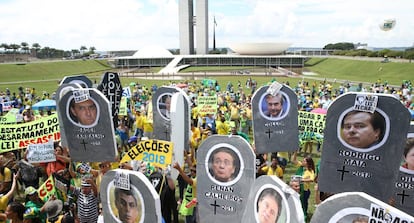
[0,76,413,223]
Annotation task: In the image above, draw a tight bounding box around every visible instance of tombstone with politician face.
[60,75,93,88]
[197,135,255,223]
[318,92,411,202]
[152,86,179,141]
[311,192,414,223]
[241,175,304,223]
[97,72,122,130]
[57,88,117,162]
[252,82,299,153]
[100,169,162,223]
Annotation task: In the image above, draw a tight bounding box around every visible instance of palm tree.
[21,42,29,54]
[0,43,9,53]
[80,46,87,55]
[31,43,41,57]
[89,46,96,54]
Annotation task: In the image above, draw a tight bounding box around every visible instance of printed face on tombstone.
[403,138,414,170]
[68,98,99,127]
[254,185,288,223]
[157,93,172,120]
[207,144,243,185]
[339,109,387,150]
[113,186,142,223]
[259,92,289,120]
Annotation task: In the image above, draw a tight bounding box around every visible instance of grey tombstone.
[97,72,123,130]
[170,91,191,180]
[311,192,414,223]
[241,175,305,223]
[152,86,179,141]
[197,135,255,223]
[60,75,93,88]
[252,83,299,153]
[57,88,117,162]
[318,92,411,202]
[100,169,162,223]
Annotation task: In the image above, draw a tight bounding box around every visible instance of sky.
[0,0,413,51]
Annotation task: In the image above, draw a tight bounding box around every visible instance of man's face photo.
[70,99,97,126]
[265,94,283,117]
[115,190,140,223]
[341,111,381,148]
[212,150,236,182]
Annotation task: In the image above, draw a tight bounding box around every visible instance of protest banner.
[170,91,191,180]
[298,111,325,145]
[57,88,117,162]
[27,140,55,163]
[197,95,218,115]
[37,175,55,202]
[242,175,304,223]
[97,72,122,129]
[318,92,411,202]
[0,108,22,124]
[100,169,162,223]
[252,82,299,153]
[1,101,13,112]
[197,135,255,223]
[0,113,60,152]
[311,192,414,223]
[118,97,128,116]
[121,139,173,169]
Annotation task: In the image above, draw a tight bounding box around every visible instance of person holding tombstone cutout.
[340,110,385,149]
[69,98,97,126]
[209,147,237,183]
[264,93,284,118]
[256,188,282,223]
[114,188,141,223]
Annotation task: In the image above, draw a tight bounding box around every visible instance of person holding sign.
[209,147,238,183]
[69,98,98,126]
[114,188,141,223]
[264,93,284,118]
[256,188,282,223]
[340,110,385,149]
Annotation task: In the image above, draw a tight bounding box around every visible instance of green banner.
[298,111,326,143]
[0,113,61,152]
[118,96,128,116]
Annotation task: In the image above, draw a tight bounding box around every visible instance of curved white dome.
[132,45,173,58]
[229,42,292,55]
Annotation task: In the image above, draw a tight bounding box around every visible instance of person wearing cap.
[69,178,98,223]
[23,186,48,223]
[128,135,138,148]
[44,199,63,223]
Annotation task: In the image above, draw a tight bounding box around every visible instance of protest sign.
[252,83,299,153]
[37,175,55,202]
[27,140,55,163]
[0,108,23,124]
[318,92,411,202]
[0,113,60,152]
[118,97,128,116]
[100,169,162,223]
[57,88,117,162]
[197,95,218,115]
[97,72,122,129]
[170,91,191,180]
[197,135,255,223]
[152,86,183,141]
[120,139,173,169]
[60,75,93,88]
[311,192,414,223]
[122,86,131,98]
[242,175,304,223]
[1,101,13,112]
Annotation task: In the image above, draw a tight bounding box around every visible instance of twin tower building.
[179,0,209,55]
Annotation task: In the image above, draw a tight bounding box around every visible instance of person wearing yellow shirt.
[0,173,18,223]
[215,116,230,135]
[134,109,144,139]
[260,156,283,180]
[0,158,12,195]
[142,112,153,139]
[190,123,201,150]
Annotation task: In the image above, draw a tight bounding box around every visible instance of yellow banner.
[0,114,60,152]
[37,175,55,202]
[121,139,173,168]
[118,97,128,116]
[298,111,326,134]
[197,96,218,114]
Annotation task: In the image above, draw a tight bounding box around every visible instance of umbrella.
[32,99,56,110]
[310,108,327,114]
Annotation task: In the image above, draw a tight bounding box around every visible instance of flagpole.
[213,16,216,51]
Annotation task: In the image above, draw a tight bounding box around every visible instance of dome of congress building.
[229,42,292,55]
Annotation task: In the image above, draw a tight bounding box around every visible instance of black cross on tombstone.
[210,200,220,215]
[337,165,350,181]
[397,190,409,205]
[265,129,273,139]
[80,139,88,151]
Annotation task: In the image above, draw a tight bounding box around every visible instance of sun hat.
[25,186,37,196]
[44,199,63,219]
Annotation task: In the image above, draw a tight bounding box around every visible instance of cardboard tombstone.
[152,86,179,141]
[391,126,414,216]
[55,83,83,148]
[252,82,299,153]
[318,92,411,202]
[170,91,191,180]
[197,135,255,223]
[100,169,162,223]
[241,175,305,223]
[311,192,414,223]
[97,72,123,130]
[60,75,93,88]
[57,88,117,162]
